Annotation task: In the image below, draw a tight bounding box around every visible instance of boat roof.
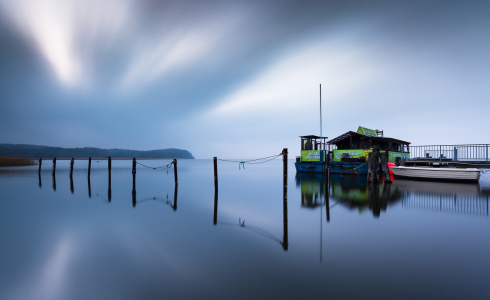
[299,135,328,139]
[327,131,410,145]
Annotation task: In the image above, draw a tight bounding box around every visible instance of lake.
[0,159,489,299]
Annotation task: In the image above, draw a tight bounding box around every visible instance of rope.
[217,153,284,169]
[136,161,173,170]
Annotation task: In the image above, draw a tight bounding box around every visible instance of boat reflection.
[296,173,489,217]
[394,179,489,216]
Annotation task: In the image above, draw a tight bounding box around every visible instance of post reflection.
[88,177,91,198]
[173,185,178,211]
[131,179,178,210]
[38,172,42,188]
[52,172,56,191]
[213,189,218,225]
[70,174,74,194]
[212,189,288,251]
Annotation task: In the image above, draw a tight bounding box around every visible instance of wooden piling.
[38,158,42,173]
[380,152,392,183]
[367,146,380,183]
[88,157,91,178]
[132,157,136,192]
[173,159,178,186]
[52,157,56,175]
[282,148,288,251]
[108,156,111,202]
[213,157,218,225]
[213,157,218,191]
[132,158,136,207]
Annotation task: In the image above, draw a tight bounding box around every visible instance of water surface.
[0,159,489,299]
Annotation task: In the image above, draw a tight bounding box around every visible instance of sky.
[0,0,489,158]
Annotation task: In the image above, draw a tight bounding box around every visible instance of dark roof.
[327,131,410,145]
[299,135,328,139]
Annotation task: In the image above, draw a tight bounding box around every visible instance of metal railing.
[410,144,490,161]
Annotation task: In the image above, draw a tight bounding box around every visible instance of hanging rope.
[217,153,284,169]
[136,160,174,170]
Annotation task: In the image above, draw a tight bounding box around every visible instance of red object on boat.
[388,162,395,176]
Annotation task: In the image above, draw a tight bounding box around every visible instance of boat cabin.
[300,135,328,151]
[327,126,410,162]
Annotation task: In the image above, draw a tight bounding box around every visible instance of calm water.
[1,159,489,300]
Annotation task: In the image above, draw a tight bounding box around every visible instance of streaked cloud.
[210,38,379,116]
[0,0,131,87]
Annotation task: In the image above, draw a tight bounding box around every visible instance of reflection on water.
[1,161,489,300]
[296,173,489,218]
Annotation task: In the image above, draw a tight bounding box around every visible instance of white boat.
[390,166,481,182]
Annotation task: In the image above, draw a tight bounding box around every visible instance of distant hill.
[0,144,194,159]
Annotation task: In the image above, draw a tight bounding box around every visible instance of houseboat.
[295,126,410,174]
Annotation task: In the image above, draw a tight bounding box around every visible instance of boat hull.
[390,166,481,182]
[295,161,368,175]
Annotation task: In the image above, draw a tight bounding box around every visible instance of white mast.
[320,84,322,151]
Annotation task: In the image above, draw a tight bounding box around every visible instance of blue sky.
[0,0,489,158]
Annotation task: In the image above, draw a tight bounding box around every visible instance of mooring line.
[217,153,284,169]
[136,161,173,170]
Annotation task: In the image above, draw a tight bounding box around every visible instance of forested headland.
[0,144,194,159]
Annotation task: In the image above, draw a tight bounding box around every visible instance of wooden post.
[38,158,42,173]
[213,156,218,225]
[173,159,178,186]
[88,157,91,178]
[132,158,136,207]
[282,148,288,251]
[52,157,56,175]
[213,157,218,192]
[108,156,111,202]
[70,158,74,177]
[380,152,392,183]
[367,146,380,183]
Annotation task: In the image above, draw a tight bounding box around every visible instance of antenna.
[320,84,322,151]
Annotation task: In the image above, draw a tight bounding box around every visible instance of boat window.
[351,142,359,149]
[303,139,312,150]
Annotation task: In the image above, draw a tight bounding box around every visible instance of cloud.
[209,38,379,116]
[0,0,131,87]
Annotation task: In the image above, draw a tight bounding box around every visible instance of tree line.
[0,144,194,159]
